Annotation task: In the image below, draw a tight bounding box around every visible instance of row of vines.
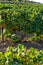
[0,3,43,36]
[0,44,43,65]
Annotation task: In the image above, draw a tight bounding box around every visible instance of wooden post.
[1,12,5,43]
[2,24,4,43]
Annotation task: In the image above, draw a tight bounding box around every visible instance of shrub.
[0,44,43,65]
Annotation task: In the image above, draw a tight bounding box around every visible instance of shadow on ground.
[0,40,43,52]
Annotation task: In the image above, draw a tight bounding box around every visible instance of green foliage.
[28,35,41,42]
[0,3,43,41]
[1,4,43,34]
[11,34,19,42]
[0,44,43,65]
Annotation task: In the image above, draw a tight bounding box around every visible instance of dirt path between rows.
[0,40,43,52]
[0,31,43,52]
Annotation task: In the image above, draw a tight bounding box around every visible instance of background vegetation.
[0,3,43,42]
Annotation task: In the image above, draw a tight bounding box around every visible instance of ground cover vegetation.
[0,44,43,65]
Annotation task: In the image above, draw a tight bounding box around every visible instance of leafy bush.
[0,44,43,65]
[0,3,43,38]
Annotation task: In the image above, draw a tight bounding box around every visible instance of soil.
[0,39,43,52]
[0,31,43,52]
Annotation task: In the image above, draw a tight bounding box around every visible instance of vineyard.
[0,2,43,65]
